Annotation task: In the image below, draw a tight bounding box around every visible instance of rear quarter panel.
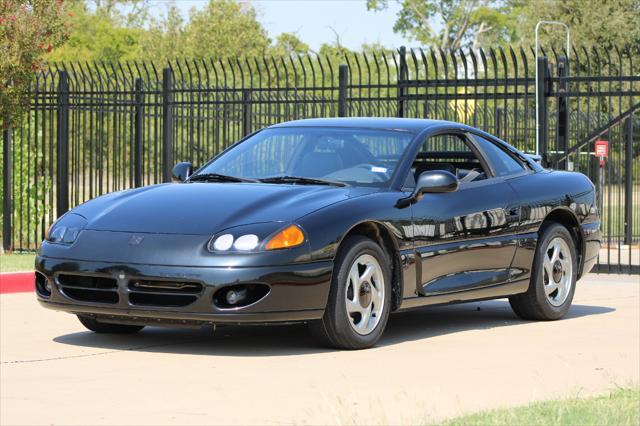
[507,170,601,277]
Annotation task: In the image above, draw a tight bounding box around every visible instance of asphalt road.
[1,273,638,425]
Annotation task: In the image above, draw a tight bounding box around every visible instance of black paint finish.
[36,118,601,327]
[411,177,521,296]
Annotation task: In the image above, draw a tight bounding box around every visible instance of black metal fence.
[2,45,639,273]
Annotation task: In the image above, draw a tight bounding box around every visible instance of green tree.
[0,0,69,128]
[511,0,640,47]
[87,0,149,26]
[181,0,270,59]
[366,0,516,49]
[271,33,310,56]
[47,0,144,62]
[138,0,184,62]
[141,2,308,62]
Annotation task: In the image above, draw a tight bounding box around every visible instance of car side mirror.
[172,162,193,182]
[396,170,459,208]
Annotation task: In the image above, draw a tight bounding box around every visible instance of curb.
[0,272,34,294]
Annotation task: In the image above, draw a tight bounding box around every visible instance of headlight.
[45,213,87,244]
[207,223,306,253]
[212,233,234,251]
[234,234,260,251]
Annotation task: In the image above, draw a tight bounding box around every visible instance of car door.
[410,131,522,296]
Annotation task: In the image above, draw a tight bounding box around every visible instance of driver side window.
[471,135,525,177]
[407,133,489,187]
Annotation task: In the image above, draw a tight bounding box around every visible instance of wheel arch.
[338,221,403,311]
[540,207,585,278]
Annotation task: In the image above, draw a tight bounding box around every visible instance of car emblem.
[128,235,145,246]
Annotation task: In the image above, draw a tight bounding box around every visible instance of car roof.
[268,117,466,133]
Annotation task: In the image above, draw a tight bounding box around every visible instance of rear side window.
[473,135,525,177]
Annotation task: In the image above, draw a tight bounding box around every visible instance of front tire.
[77,315,145,334]
[310,236,391,349]
[509,223,577,320]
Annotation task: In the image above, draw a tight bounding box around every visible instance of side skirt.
[397,278,530,311]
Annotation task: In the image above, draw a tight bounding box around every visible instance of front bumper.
[36,255,332,325]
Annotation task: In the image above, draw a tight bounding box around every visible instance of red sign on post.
[595,140,609,166]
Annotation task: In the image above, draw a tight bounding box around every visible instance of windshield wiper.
[259,175,348,187]
[189,173,259,183]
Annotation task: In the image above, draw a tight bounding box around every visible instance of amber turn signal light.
[265,225,305,250]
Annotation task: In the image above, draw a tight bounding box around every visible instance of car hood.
[72,182,374,235]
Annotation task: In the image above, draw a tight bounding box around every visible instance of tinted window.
[473,136,524,177]
[198,127,414,187]
[419,134,471,153]
[406,133,489,187]
[214,133,302,178]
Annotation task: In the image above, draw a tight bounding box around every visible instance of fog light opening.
[35,272,52,298]
[213,284,270,309]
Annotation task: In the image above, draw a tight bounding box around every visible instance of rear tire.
[310,236,392,349]
[77,315,145,334]
[509,223,577,320]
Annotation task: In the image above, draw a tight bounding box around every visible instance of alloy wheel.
[344,254,385,335]
[542,236,573,307]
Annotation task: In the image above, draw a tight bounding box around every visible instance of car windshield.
[195,127,414,187]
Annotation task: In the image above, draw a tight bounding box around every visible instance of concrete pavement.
[1,273,638,425]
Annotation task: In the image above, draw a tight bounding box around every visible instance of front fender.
[297,192,413,262]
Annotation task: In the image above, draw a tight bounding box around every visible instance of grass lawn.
[442,386,639,426]
[0,253,36,273]
[600,201,640,237]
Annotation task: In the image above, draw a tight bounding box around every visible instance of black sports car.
[36,118,601,349]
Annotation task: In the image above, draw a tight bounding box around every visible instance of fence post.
[242,90,252,136]
[496,108,503,140]
[590,155,602,211]
[3,128,12,251]
[556,55,569,169]
[536,56,549,166]
[134,78,143,187]
[162,67,173,183]
[56,70,69,217]
[397,46,407,118]
[338,65,348,117]
[624,115,634,245]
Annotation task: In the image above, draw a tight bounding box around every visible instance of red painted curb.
[0,272,35,294]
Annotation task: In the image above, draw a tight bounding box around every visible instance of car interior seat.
[297,151,344,177]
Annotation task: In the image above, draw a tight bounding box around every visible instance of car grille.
[57,274,119,304]
[128,280,203,307]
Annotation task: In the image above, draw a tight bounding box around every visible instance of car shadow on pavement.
[53,300,614,356]
[380,300,614,347]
